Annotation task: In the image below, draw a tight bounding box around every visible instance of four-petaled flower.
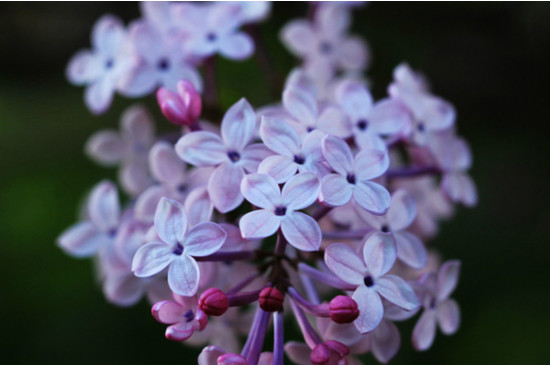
[132,197,227,296]
[152,293,208,341]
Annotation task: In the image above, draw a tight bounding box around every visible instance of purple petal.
[208,162,245,213]
[394,232,427,270]
[284,342,311,365]
[259,116,301,156]
[221,98,256,150]
[129,22,162,63]
[154,197,187,245]
[85,130,123,165]
[103,273,144,307]
[376,275,419,311]
[354,149,389,181]
[280,20,315,57]
[353,181,391,215]
[134,185,166,223]
[184,222,227,257]
[352,285,384,333]
[149,141,186,185]
[66,50,101,85]
[175,131,226,167]
[258,155,297,183]
[280,212,321,252]
[119,160,153,196]
[437,299,460,335]
[412,310,437,351]
[283,85,317,126]
[168,254,200,296]
[152,300,185,324]
[442,173,478,207]
[335,80,373,119]
[322,135,354,175]
[239,143,274,173]
[320,174,353,207]
[219,32,254,60]
[369,98,411,135]
[88,180,120,232]
[324,243,366,285]
[118,64,158,98]
[316,106,353,138]
[371,319,400,364]
[337,36,368,71]
[57,222,107,257]
[132,241,173,277]
[121,104,155,146]
[92,14,126,54]
[198,345,226,365]
[240,173,280,210]
[184,187,213,227]
[387,190,417,231]
[281,172,320,210]
[363,232,396,278]
[239,209,280,240]
[437,260,461,301]
[166,321,195,341]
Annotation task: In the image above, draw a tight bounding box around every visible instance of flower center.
[417,122,425,132]
[173,243,184,256]
[184,309,195,322]
[306,126,315,133]
[381,225,390,233]
[274,206,287,216]
[227,151,241,163]
[177,183,188,194]
[105,59,114,69]
[429,298,437,309]
[207,32,217,42]
[346,173,356,185]
[357,119,368,131]
[157,57,170,71]
[293,155,305,165]
[363,275,375,287]
[319,41,332,54]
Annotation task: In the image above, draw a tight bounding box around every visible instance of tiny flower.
[320,135,391,214]
[199,288,229,316]
[328,296,359,324]
[132,197,227,296]
[157,80,202,126]
[259,287,285,312]
[325,233,419,333]
[412,260,461,351]
[176,98,272,213]
[239,172,322,251]
[310,341,349,365]
[152,293,207,341]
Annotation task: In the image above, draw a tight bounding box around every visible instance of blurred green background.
[1,2,549,364]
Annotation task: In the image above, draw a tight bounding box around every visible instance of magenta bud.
[311,341,349,365]
[329,295,359,324]
[217,353,248,365]
[258,287,284,312]
[157,79,202,126]
[324,341,350,357]
[199,288,229,316]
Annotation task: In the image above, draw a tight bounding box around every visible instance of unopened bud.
[199,288,228,316]
[258,287,284,312]
[311,341,349,365]
[157,80,202,126]
[329,295,359,324]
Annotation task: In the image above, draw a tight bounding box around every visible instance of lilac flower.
[281,3,368,79]
[66,14,131,114]
[320,135,391,214]
[132,197,227,296]
[325,233,419,333]
[172,2,254,60]
[258,116,330,183]
[356,190,428,269]
[58,180,120,258]
[85,105,155,196]
[239,173,322,251]
[334,79,410,149]
[152,293,208,341]
[176,98,272,213]
[118,20,202,97]
[412,261,461,351]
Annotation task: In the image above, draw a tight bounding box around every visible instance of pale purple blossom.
[132,197,227,296]
[240,173,322,251]
[320,135,391,214]
[152,293,208,341]
[325,233,420,333]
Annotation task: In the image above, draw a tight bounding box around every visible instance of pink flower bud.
[217,353,248,365]
[310,341,349,365]
[328,295,359,324]
[199,288,229,316]
[258,287,284,312]
[157,80,202,126]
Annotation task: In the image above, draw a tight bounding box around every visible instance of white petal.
[121,104,155,147]
[334,79,373,119]
[371,319,400,364]
[175,131,226,167]
[437,260,461,300]
[394,232,427,269]
[353,181,391,215]
[283,85,317,126]
[103,272,144,307]
[322,135,353,175]
[316,106,353,138]
[132,241,173,277]
[168,254,200,296]
[184,222,227,257]
[376,275,419,311]
[240,173,280,210]
[363,232,396,278]
[66,50,101,85]
[134,185,166,223]
[208,163,245,213]
[325,243,366,285]
[387,190,417,231]
[239,143,274,173]
[437,299,460,335]
[354,149,389,181]
[57,222,107,258]
[221,98,256,151]
[239,209,281,240]
[117,64,158,97]
[369,98,411,135]
[219,32,254,60]
[280,212,321,252]
[154,197,188,245]
[337,36,368,71]
[184,187,213,227]
[259,116,301,156]
[280,20,315,57]
[281,172,320,210]
[88,180,120,232]
[149,141,186,184]
[92,14,126,54]
[412,310,437,351]
[85,78,115,115]
[85,130,124,166]
[353,286,384,334]
[258,155,297,183]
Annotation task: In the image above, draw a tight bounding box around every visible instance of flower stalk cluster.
[59,2,476,364]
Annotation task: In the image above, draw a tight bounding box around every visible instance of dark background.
[1,2,549,364]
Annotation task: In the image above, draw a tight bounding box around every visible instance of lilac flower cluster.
[59,2,476,364]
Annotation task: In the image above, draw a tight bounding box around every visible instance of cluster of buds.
[59,2,476,364]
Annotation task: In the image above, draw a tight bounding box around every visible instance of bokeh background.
[1,2,549,364]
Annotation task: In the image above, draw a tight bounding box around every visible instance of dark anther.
[429,298,436,309]
[177,183,188,194]
[306,126,315,132]
[381,225,390,233]
[227,151,241,163]
[274,206,287,216]
[293,155,305,165]
[363,275,374,287]
[319,41,332,54]
[357,119,368,131]
[207,32,217,42]
[184,309,195,322]
[173,243,184,256]
[157,57,170,71]
[105,59,114,69]
[108,228,117,237]
[346,173,356,185]
[417,122,425,132]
